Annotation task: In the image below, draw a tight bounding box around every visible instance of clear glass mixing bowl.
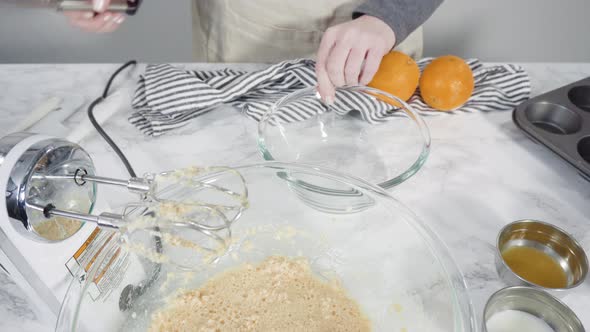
[56,163,475,332]
[258,86,431,189]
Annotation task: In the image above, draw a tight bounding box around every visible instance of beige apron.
[192,0,423,63]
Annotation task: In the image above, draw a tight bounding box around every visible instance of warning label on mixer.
[66,227,130,301]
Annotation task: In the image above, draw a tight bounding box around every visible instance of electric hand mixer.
[0,132,248,324]
[29,164,248,251]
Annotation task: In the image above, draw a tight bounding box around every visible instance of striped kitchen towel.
[130,58,530,136]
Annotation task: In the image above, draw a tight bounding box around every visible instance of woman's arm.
[354,0,443,46]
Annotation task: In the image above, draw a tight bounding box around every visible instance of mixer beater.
[30,166,247,227]
[30,165,248,269]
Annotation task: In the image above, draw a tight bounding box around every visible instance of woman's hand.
[315,15,396,104]
[64,0,125,33]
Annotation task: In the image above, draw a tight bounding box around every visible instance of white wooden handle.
[13,97,62,133]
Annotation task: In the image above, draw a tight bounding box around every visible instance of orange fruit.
[419,55,474,111]
[368,51,420,107]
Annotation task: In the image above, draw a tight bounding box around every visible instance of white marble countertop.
[1,62,590,331]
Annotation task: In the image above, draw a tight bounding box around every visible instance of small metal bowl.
[483,286,584,332]
[496,220,588,293]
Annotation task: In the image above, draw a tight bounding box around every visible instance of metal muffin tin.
[513,77,590,178]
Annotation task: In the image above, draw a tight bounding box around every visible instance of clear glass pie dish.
[258,86,431,190]
[56,163,475,332]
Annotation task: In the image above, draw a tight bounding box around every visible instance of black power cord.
[88,60,138,178]
[88,60,161,311]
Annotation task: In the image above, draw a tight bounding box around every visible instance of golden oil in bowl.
[496,220,588,291]
[501,246,568,289]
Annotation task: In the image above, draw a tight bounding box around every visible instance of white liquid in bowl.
[486,310,554,332]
